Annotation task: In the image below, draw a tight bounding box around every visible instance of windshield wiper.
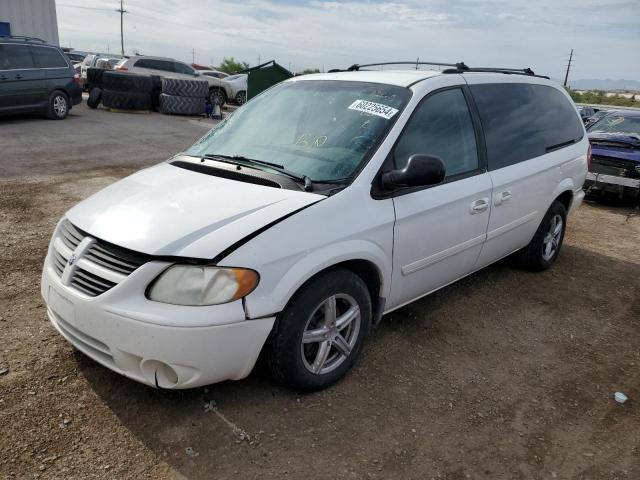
[203,154,313,191]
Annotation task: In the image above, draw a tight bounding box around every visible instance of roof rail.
[329,61,549,79]
[0,34,47,43]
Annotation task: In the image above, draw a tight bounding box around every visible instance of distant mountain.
[570,79,640,91]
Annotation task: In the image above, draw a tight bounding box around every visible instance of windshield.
[185,80,411,182]
[588,114,640,136]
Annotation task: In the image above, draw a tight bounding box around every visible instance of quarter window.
[2,44,35,69]
[30,46,68,68]
[470,83,584,170]
[174,62,195,75]
[393,88,479,178]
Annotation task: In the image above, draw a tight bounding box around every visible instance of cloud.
[56,0,640,81]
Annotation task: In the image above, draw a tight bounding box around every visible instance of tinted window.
[135,58,174,71]
[394,88,479,178]
[470,83,583,170]
[2,44,35,69]
[174,62,195,75]
[31,46,68,68]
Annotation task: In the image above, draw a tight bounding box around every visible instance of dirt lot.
[1,104,639,479]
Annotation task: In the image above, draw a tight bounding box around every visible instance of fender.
[242,239,392,319]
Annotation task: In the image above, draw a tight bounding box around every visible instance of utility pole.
[116,0,127,56]
[192,48,195,64]
[563,49,573,87]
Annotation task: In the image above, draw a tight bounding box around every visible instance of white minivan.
[41,63,588,391]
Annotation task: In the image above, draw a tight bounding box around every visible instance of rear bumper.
[585,172,640,189]
[42,257,275,389]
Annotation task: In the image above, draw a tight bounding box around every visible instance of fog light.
[141,359,179,388]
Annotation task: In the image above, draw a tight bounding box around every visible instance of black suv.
[0,36,82,119]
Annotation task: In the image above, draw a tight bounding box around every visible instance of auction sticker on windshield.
[348,100,399,120]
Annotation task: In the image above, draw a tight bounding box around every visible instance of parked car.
[41,66,587,391]
[0,35,82,119]
[80,53,124,89]
[584,110,640,199]
[65,51,86,63]
[114,56,232,106]
[222,73,247,104]
[198,68,229,79]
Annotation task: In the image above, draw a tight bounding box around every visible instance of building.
[0,0,59,45]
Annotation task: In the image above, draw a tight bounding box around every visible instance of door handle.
[0,75,7,81]
[469,198,489,214]
[14,74,23,79]
[494,189,512,206]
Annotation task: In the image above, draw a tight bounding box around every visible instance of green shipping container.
[245,60,293,101]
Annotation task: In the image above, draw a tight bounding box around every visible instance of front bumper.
[585,172,640,189]
[41,257,275,389]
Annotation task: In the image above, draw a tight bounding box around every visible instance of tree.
[300,68,320,75]
[217,57,250,74]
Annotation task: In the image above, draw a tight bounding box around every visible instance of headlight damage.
[147,265,259,306]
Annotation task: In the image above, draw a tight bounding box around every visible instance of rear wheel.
[47,91,69,119]
[267,269,371,391]
[516,200,567,271]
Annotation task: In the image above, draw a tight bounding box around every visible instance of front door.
[0,43,44,112]
[388,87,492,309]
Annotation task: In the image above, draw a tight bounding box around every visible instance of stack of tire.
[92,71,153,112]
[85,67,105,93]
[159,78,208,115]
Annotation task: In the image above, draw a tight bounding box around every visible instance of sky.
[55,0,640,82]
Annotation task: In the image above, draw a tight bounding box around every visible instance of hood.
[66,161,323,259]
[588,132,640,163]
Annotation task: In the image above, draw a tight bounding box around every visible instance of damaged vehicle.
[41,63,588,391]
[584,110,640,200]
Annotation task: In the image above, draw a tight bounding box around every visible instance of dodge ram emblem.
[68,254,77,266]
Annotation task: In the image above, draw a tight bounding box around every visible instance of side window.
[470,83,583,170]
[30,46,68,68]
[174,62,195,75]
[393,88,479,178]
[0,46,9,70]
[155,60,174,72]
[3,44,35,69]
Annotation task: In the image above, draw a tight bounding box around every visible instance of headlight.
[147,265,259,306]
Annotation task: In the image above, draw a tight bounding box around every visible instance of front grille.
[50,219,148,297]
[591,155,640,179]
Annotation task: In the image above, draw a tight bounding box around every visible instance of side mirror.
[381,154,446,190]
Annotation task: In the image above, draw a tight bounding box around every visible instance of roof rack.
[330,61,548,79]
[0,35,47,43]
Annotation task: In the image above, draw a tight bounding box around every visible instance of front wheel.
[209,88,226,107]
[235,91,246,105]
[267,268,372,391]
[516,200,567,271]
[47,91,69,119]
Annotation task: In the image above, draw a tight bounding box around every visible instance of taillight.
[115,65,128,71]
[587,144,592,171]
[73,73,81,85]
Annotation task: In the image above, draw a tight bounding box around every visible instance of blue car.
[584,110,640,199]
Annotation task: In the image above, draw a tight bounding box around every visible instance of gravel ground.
[1,104,639,479]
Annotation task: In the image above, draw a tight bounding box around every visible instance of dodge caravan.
[41,62,588,391]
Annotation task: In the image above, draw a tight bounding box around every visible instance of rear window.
[31,46,68,68]
[470,83,584,170]
[1,44,35,69]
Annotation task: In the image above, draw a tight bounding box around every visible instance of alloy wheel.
[53,95,67,118]
[301,294,361,375]
[542,213,563,261]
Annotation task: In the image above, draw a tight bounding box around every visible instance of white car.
[221,73,248,104]
[41,64,588,391]
[115,56,232,106]
[199,69,229,80]
[80,53,124,88]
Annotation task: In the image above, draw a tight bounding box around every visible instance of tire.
[235,90,246,105]
[267,268,372,391]
[86,67,105,87]
[159,93,205,115]
[47,91,69,120]
[102,89,151,111]
[516,200,567,271]
[209,87,227,107]
[102,71,153,93]
[161,77,208,98]
[87,87,102,109]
